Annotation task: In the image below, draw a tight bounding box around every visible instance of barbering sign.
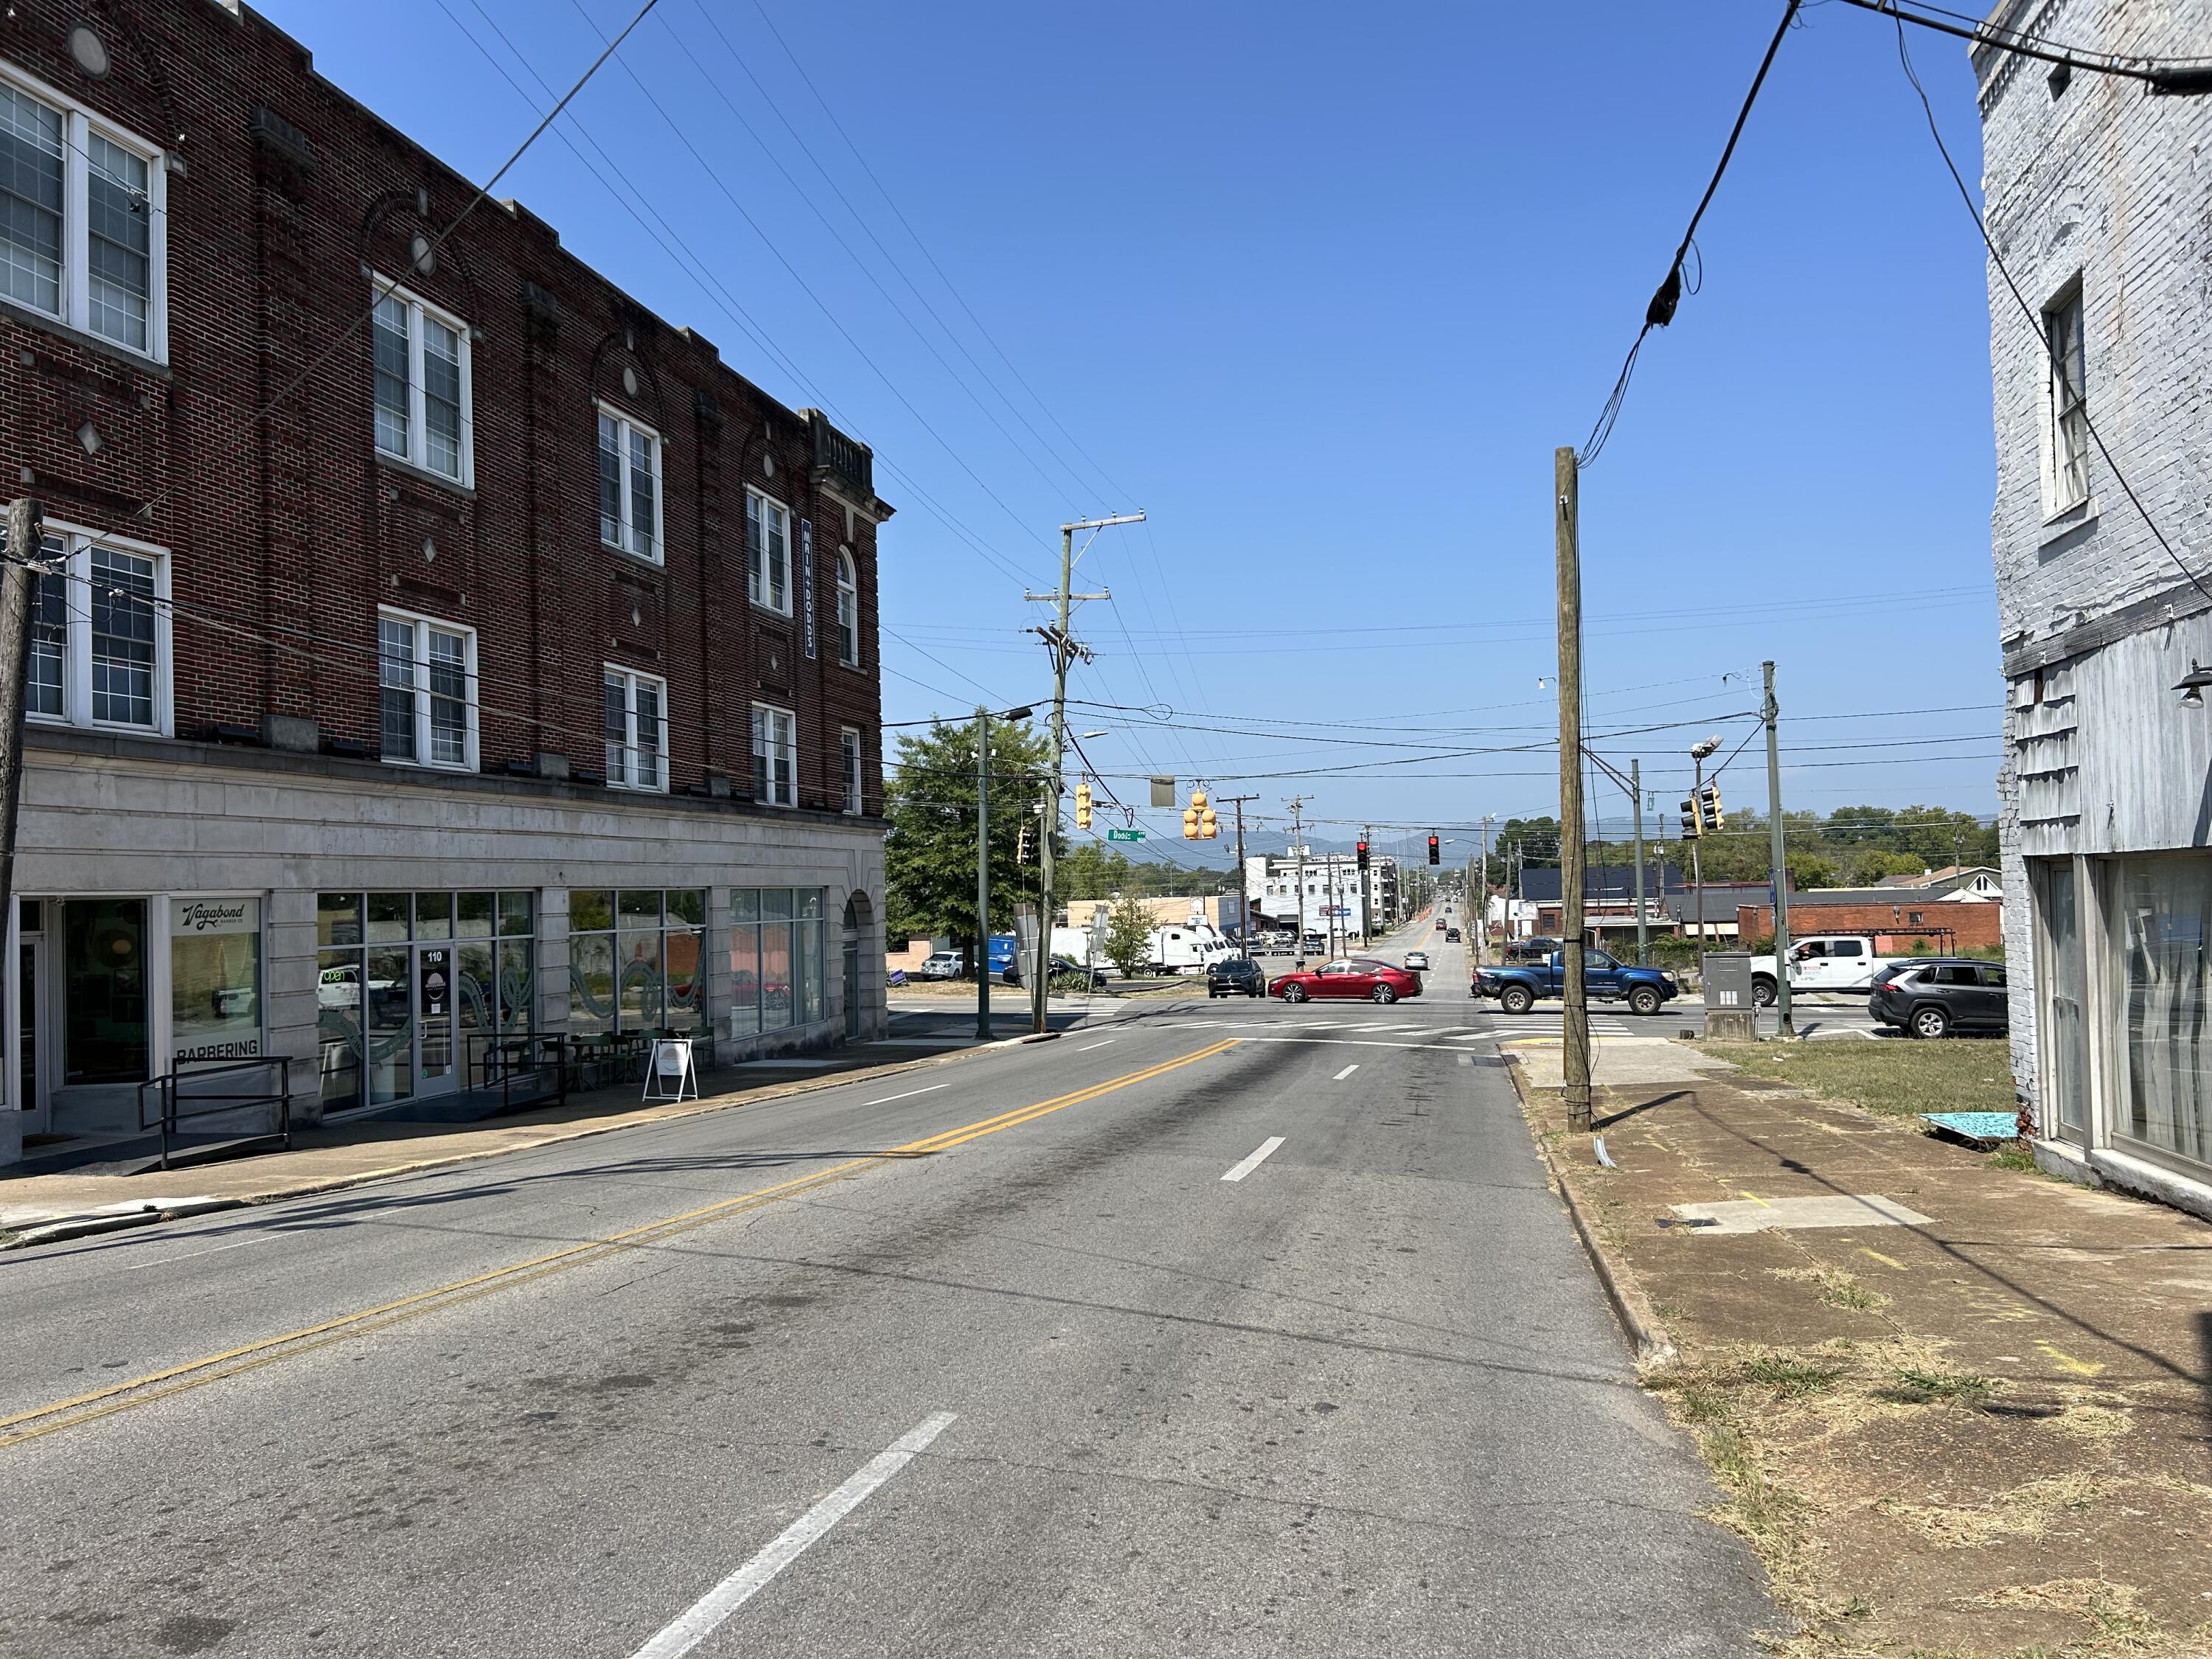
[800,518,818,660]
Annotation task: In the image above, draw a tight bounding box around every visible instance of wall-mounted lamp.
[2177,661,2212,709]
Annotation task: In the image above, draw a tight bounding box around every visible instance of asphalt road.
[1,914,1774,1658]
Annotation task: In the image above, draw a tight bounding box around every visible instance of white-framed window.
[1,521,172,734]
[751,702,796,807]
[604,665,668,791]
[378,608,477,771]
[841,726,863,815]
[0,66,166,360]
[835,548,859,667]
[371,277,473,486]
[597,406,661,562]
[2043,283,2089,515]
[745,488,791,614]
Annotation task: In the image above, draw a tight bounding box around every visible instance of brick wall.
[0,0,886,814]
[1734,902,2003,951]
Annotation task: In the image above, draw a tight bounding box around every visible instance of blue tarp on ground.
[1921,1110,2019,1145]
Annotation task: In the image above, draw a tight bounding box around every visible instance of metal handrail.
[136,1057,293,1171]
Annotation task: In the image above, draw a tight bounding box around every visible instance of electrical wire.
[1836,0,2212,89]
[1581,0,1805,465]
[1888,10,2212,606]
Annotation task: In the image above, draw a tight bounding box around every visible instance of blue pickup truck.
[1472,949,1679,1017]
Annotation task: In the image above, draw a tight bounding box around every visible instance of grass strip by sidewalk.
[1692,1037,2014,1124]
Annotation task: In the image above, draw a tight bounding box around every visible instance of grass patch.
[1743,1352,1847,1398]
[1705,1423,1809,1554]
[1986,1142,2041,1173]
[1770,1265,1892,1312]
[1691,1037,2014,1122]
[1891,1366,1999,1408]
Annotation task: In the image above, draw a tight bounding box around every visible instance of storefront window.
[2113,852,2212,1169]
[568,889,706,1037]
[2033,860,2087,1139]
[728,888,826,1038]
[317,891,533,1115]
[170,897,261,1068]
[63,898,147,1084]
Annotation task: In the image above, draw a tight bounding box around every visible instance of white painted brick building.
[1980,0,2212,1217]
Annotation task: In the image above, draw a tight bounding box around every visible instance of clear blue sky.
[260,0,2004,862]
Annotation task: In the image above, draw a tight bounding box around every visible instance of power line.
[1834,0,2212,91]
[1581,0,1804,466]
[1888,11,2212,605]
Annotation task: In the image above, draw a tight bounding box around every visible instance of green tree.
[1102,891,1156,978]
[883,715,1054,968]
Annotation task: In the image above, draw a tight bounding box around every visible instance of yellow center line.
[0,1037,1239,1451]
[1738,1191,1773,1208]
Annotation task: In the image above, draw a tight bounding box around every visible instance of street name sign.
[1106,827,1146,843]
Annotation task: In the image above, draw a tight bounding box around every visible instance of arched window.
[835,549,859,667]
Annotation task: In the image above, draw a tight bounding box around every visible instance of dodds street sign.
[1106,827,1145,843]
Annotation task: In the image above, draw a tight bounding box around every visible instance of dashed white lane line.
[1332,1063,1360,1081]
[860,1082,951,1107]
[117,1234,271,1273]
[1074,1040,1116,1051]
[1221,1137,1287,1183]
[627,1412,959,1659]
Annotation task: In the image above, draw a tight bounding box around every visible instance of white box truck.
[1150,923,1234,975]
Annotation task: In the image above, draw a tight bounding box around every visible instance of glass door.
[416,943,455,1095]
[16,902,50,1135]
[366,943,413,1105]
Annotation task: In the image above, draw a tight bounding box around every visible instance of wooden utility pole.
[1764,660,1795,1039]
[1288,796,1309,967]
[974,706,992,1042]
[1029,513,1138,1034]
[1554,448,1591,1134]
[0,498,44,961]
[1630,759,1649,967]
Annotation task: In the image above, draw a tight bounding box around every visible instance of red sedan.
[1273,958,1422,1004]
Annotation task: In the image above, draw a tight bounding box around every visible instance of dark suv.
[1506,936,1562,964]
[1869,958,2008,1039]
[1206,955,1269,999]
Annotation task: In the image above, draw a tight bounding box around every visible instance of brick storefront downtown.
[0,0,896,1158]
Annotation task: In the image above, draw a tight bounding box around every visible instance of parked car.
[1206,956,1269,998]
[1273,959,1422,1004]
[1300,933,1326,955]
[1046,955,1109,990]
[1750,933,1908,1007]
[1505,936,1562,964]
[1444,928,1462,943]
[1869,958,2009,1038]
[917,951,963,981]
[1403,950,1430,973]
[1472,950,1677,1017]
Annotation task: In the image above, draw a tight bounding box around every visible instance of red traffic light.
[1427,835,1441,865]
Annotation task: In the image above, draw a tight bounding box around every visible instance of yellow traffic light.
[1074,780,1092,830]
[1200,807,1218,839]
[1184,787,1206,840]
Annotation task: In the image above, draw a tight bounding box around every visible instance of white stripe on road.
[1332,1064,1360,1081]
[118,1234,271,1273]
[861,1082,951,1107]
[1074,1040,1116,1051]
[1221,1137,1287,1183]
[627,1412,959,1659]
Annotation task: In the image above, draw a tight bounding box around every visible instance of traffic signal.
[1679,799,1700,838]
[1427,834,1440,866]
[1183,787,1207,840]
[1699,781,1723,831]
[1200,800,1218,838]
[1074,779,1092,830]
[1017,819,1033,862]
[1355,838,1370,872]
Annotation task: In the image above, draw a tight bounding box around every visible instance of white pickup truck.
[1748,934,1905,1006]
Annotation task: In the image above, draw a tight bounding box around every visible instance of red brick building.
[1,0,896,1156]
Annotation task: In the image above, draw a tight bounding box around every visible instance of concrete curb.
[1499,1052,1677,1370]
[0,1028,1062,1252]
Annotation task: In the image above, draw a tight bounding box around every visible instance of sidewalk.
[1507,1034,2212,1658]
[0,1031,1030,1247]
